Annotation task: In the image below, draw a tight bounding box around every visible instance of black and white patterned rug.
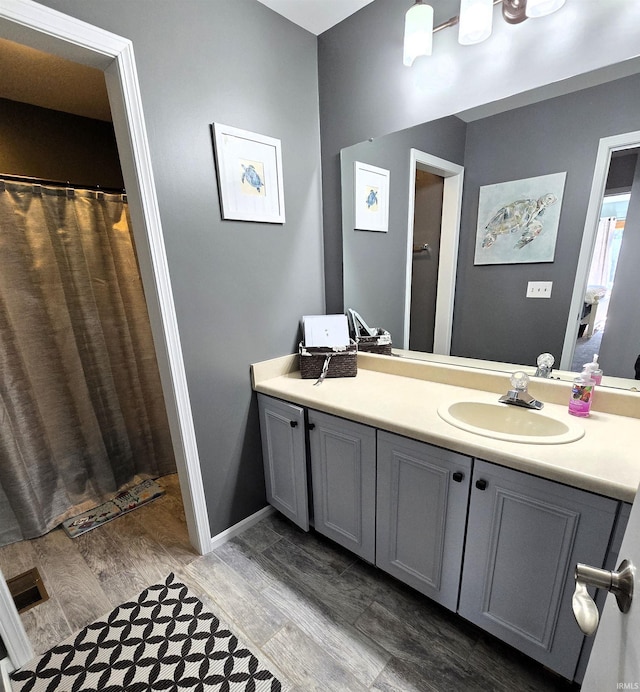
[11,573,282,692]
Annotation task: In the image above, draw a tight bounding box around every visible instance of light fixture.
[404,0,567,65]
[501,0,527,24]
[459,0,494,45]
[526,0,566,18]
[403,0,434,67]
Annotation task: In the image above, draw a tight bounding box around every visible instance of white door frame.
[0,569,32,672]
[404,149,464,353]
[560,130,640,370]
[0,0,211,670]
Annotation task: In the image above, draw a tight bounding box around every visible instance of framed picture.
[354,161,390,232]
[474,172,566,265]
[211,123,285,223]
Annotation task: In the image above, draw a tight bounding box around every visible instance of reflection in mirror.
[571,165,635,371]
[342,67,640,390]
[392,348,639,392]
[561,130,640,382]
[409,168,442,353]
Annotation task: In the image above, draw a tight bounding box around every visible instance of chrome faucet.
[534,352,555,378]
[499,371,544,410]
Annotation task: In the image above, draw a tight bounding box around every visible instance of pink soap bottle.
[568,366,595,417]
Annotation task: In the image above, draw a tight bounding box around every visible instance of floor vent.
[7,568,49,613]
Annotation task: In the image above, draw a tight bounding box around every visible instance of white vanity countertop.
[251,353,640,503]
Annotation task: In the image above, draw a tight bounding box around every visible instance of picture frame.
[354,161,390,232]
[211,123,285,223]
[473,172,566,265]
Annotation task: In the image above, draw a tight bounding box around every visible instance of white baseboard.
[208,505,275,551]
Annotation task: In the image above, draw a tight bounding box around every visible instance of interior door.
[408,169,444,352]
[582,489,640,689]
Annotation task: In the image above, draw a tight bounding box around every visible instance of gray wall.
[453,74,640,366]
[34,0,325,536]
[318,0,452,314]
[0,97,124,188]
[341,117,466,343]
[598,155,640,378]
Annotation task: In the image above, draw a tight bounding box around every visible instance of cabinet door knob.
[475,479,487,491]
[452,472,464,483]
[308,423,316,430]
[290,420,298,428]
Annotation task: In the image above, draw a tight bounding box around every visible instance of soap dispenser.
[583,354,603,385]
[568,365,595,418]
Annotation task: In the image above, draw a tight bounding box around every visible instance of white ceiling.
[255,0,374,35]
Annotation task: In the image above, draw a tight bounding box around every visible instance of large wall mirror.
[342,62,640,390]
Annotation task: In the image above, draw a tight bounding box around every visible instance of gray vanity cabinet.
[257,394,309,531]
[308,410,376,562]
[458,459,619,680]
[258,394,376,558]
[376,432,472,612]
[258,392,623,682]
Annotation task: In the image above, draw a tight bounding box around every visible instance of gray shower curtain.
[0,180,176,547]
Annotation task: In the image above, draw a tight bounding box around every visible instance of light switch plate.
[526,281,553,298]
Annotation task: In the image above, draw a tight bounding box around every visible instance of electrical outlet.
[526,281,553,298]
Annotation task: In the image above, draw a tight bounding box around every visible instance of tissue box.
[356,328,392,355]
[299,340,357,379]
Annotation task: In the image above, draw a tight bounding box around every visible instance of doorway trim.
[404,149,464,353]
[559,130,640,370]
[0,0,212,669]
[0,570,32,671]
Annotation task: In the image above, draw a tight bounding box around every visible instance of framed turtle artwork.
[354,161,390,232]
[473,172,567,265]
[211,123,285,223]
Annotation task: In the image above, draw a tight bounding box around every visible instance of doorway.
[0,0,210,671]
[571,191,630,370]
[561,133,640,374]
[409,169,444,352]
[403,149,464,354]
[0,45,183,545]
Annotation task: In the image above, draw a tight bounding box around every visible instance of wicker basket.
[299,340,357,380]
[356,329,392,356]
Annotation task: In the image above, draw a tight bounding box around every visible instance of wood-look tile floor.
[0,475,580,691]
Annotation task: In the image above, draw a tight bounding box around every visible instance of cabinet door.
[308,410,376,562]
[376,431,472,611]
[257,394,308,530]
[458,459,618,680]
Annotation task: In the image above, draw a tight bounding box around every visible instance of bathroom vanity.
[251,352,639,682]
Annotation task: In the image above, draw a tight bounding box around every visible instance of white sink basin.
[437,401,584,445]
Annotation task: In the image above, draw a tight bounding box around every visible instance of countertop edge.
[252,358,639,504]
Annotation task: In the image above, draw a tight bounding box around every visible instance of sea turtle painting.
[366,189,378,209]
[481,192,557,250]
[241,164,263,193]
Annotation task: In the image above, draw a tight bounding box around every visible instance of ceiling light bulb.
[526,0,566,18]
[458,0,493,45]
[403,1,434,67]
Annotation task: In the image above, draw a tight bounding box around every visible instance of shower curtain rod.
[0,172,125,194]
